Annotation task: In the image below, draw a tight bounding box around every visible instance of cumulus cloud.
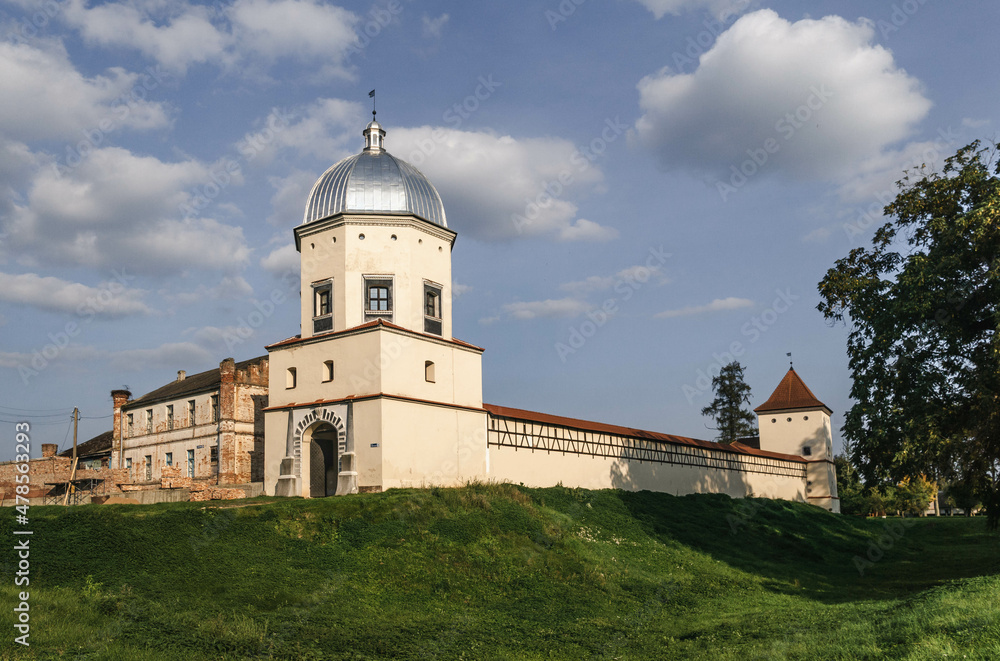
[61,0,360,77]
[634,0,750,19]
[5,147,250,275]
[502,298,593,320]
[0,40,170,141]
[260,243,299,276]
[240,99,360,165]
[389,127,615,241]
[634,10,931,183]
[655,297,752,318]
[0,271,150,316]
[267,169,320,225]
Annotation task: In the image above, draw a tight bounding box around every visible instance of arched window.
[323,360,334,382]
[286,367,297,389]
[425,361,436,383]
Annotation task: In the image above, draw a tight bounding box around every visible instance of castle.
[88,118,839,512]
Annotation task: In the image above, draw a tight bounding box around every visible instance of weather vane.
[369,88,376,120]
[787,352,793,369]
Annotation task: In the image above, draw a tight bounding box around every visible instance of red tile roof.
[753,368,830,413]
[483,403,805,463]
[265,319,483,352]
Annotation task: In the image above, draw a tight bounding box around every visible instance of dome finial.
[363,88,384,152]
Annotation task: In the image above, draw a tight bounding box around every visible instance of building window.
[286,367,297,389]
[165,452,173,467]
[127,413,133,437]
[146,409,153,434]
[187,449,195,478]
[425,360,436,383]
[126,457,132,480]
[424,282,442,335]
[211,395,219,423]
[166,405,174,430]
[323,360,334,382]
[210,446,218,474]
[313,280,333,333]
[188,400,196,426]
[144,455,152,481]
[364,277,393,322]
[802,446,812,456]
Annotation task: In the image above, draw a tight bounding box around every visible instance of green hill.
[2,484,999,660]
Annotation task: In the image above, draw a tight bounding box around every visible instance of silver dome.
[303,122,447,227]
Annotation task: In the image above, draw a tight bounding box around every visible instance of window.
[323,360,334,382]
[364,277,393,322]
[210,446,218,473]
[313,280,333,333]
[126,457,132,479]
[144,455,152,481]
[802,446,812,456]
[165,452,173,467]
[187,449,195,478]
[424,282,442,335]
[188,400,196,426]
[166,405,174,430]
[211,395,219,423]
[146,409,153,434]
[425,360,436,383]
[286,367,297,389]
[127,413,133,437]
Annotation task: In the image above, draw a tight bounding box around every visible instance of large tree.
[701,361,757,444]
[818,141,1000,529]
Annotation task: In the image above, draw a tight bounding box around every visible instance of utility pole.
[62,408,79,506]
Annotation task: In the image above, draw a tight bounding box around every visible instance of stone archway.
[307,423,340,498]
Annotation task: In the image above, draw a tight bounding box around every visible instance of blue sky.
[0,0,996,458]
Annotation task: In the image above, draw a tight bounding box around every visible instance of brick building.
[114,356,268,487]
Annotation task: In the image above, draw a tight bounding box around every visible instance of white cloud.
[802,227,832,243]
[835,137,958,204]
[267,169,319,226]
[655,296,752,318]
[0,271,150,316]
[561,264,669,294]
[0,40,170,141]
[160,276,254,306]
[5,147,250,276]
[241,99,360,165]
[61,0,360,77]
[634,10,932,183]
[558,218,619,242]
[962,118,990,129]
[502,298,592,320]
[452,281,472,298]
[389,127,614,241]
[634,0,750,19]
[260,243,299,276]
[0,344,105,369]
[421,13,449,39]
[108,342,215,371]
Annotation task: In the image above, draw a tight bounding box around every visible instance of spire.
[754,366,830,414]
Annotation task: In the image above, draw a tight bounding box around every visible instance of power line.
[0,404,75,414]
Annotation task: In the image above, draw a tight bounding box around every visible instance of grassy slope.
[1,484,998,660]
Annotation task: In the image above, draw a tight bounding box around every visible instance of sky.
[0,0,996,459]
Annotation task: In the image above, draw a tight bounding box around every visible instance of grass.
[1,483,998,660]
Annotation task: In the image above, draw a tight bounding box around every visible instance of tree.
[818,141,1000,529]
[701,361,757,444]
[891,475,937,517]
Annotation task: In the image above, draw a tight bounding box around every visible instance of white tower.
[263,118,488,498]
[755,367,840,513]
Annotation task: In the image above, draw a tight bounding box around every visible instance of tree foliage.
[818,141,1000,529]
[701,361,757,444]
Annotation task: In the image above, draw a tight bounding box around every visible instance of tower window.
[313,280,333,333]
[424,282,442,335]
[802,446,812,456]
[364,277,393,322]
[425,360,436,383]
[323,360,334,382]
[286,367,297,389]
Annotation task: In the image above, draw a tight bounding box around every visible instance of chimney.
[110,389,132,469]
[177,370,186,381]
[41,443,57,458]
